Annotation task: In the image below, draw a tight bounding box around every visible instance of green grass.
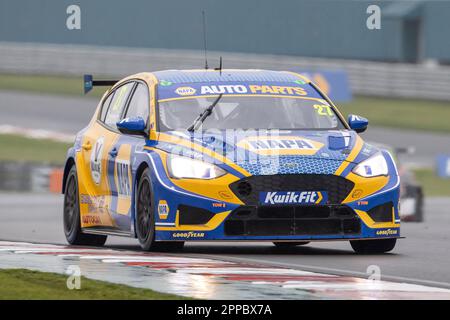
[338,96,450,133]
[413,168,450,197]
[1,73,450,133]
[0,269,185,300]
[0,134,71,165]
[0,73,105,98]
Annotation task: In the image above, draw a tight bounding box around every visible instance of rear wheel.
[273,241,310,248]
[63,165,107,246]
[350,238,396,254]
[136,168,184,252]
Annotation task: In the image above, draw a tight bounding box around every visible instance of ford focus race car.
[62,69,400,254]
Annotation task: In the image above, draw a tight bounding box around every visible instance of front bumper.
[152,171,401,241]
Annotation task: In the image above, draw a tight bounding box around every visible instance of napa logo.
[260,191,327,205]
[237,136,324,156]
[175,86,196,96]
[157,200,169,220]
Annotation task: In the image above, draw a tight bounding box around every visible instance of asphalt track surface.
[1,192,450,289]
[1,90,450,166]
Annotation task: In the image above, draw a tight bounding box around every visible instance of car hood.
[154,130,379,176]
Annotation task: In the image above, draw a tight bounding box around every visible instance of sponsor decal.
[357,200,369,206]
[294,79,306,85]
[199,84,308,96]
[175,86,196,96]
[82,215,101,225]
[159,80,173,86]
[237,136,324,156]
[351,189,363,199]
[90,137,104,185]
[80,195,108,214]
[200,85,247,94]
[218,191,233,200]
[157,200,169,220]
[172,231,205,239]
[248,85,307,95]
[115,159,131,196]
[260,191,327,205]
[212,202,226,208]
[376,228,399,236]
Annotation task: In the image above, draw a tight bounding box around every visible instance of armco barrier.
[1,42,450,101]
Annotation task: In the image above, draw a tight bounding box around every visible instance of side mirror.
[348,114,369,133]
[117,117,146,135]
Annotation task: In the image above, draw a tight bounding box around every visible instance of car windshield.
[158,95,345,131]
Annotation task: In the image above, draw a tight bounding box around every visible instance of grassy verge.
[0,269,185,300]
[0,73,105,98]
[412,168,450,197]
[0,134,71,165]
[1,74,450,133]
[338,96,450,134]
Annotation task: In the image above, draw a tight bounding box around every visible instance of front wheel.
[350,238,396,254]
[63,165,107,246]
[136,168,184,252]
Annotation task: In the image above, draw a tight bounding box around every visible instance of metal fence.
[1,42,450,101]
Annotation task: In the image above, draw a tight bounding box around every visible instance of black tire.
[63,165,107,246]
[273,241,310,248]
[135,168,184,252]
[350,238,396,254]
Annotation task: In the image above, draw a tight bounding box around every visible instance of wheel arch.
[132,161,151,237]
[62,157,76,194]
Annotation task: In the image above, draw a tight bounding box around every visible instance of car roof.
[151,69,309,84]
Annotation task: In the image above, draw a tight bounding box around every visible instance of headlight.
[167,155,226,179]
[352,152,388,177]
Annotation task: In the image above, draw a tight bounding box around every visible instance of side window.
[100,92,114,122]
[104,82,134,128]
[124,83,150,123]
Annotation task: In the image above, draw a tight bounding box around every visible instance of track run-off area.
[1,193,450,299]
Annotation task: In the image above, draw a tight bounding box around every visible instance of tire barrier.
[0,161,63,193]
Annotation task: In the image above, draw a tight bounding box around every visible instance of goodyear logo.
[237,136,324,156]
[175,86,196,96]
[260,191,327,205]
[157,200,169,220]
[376,229,399,236]
[172,231,205,239]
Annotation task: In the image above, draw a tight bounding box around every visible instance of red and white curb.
[0,124,74,143]
[1,241,449,299]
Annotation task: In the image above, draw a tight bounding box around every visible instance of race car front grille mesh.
[229,174,355,205]
[224,205,361,236]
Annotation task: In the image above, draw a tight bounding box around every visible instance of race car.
[370,143,423,222]
[62,69,401,254]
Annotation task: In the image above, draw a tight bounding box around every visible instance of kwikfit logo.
[260,191,326,205]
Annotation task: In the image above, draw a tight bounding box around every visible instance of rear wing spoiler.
[83,74,118,94]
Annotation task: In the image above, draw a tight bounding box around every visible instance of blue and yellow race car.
[62,69,400,253]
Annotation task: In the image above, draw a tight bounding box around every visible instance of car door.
[108,82,150,232]
[78,82,135,231]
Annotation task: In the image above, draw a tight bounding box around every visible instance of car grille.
[224,205,361,236]
[229,174,355,205]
